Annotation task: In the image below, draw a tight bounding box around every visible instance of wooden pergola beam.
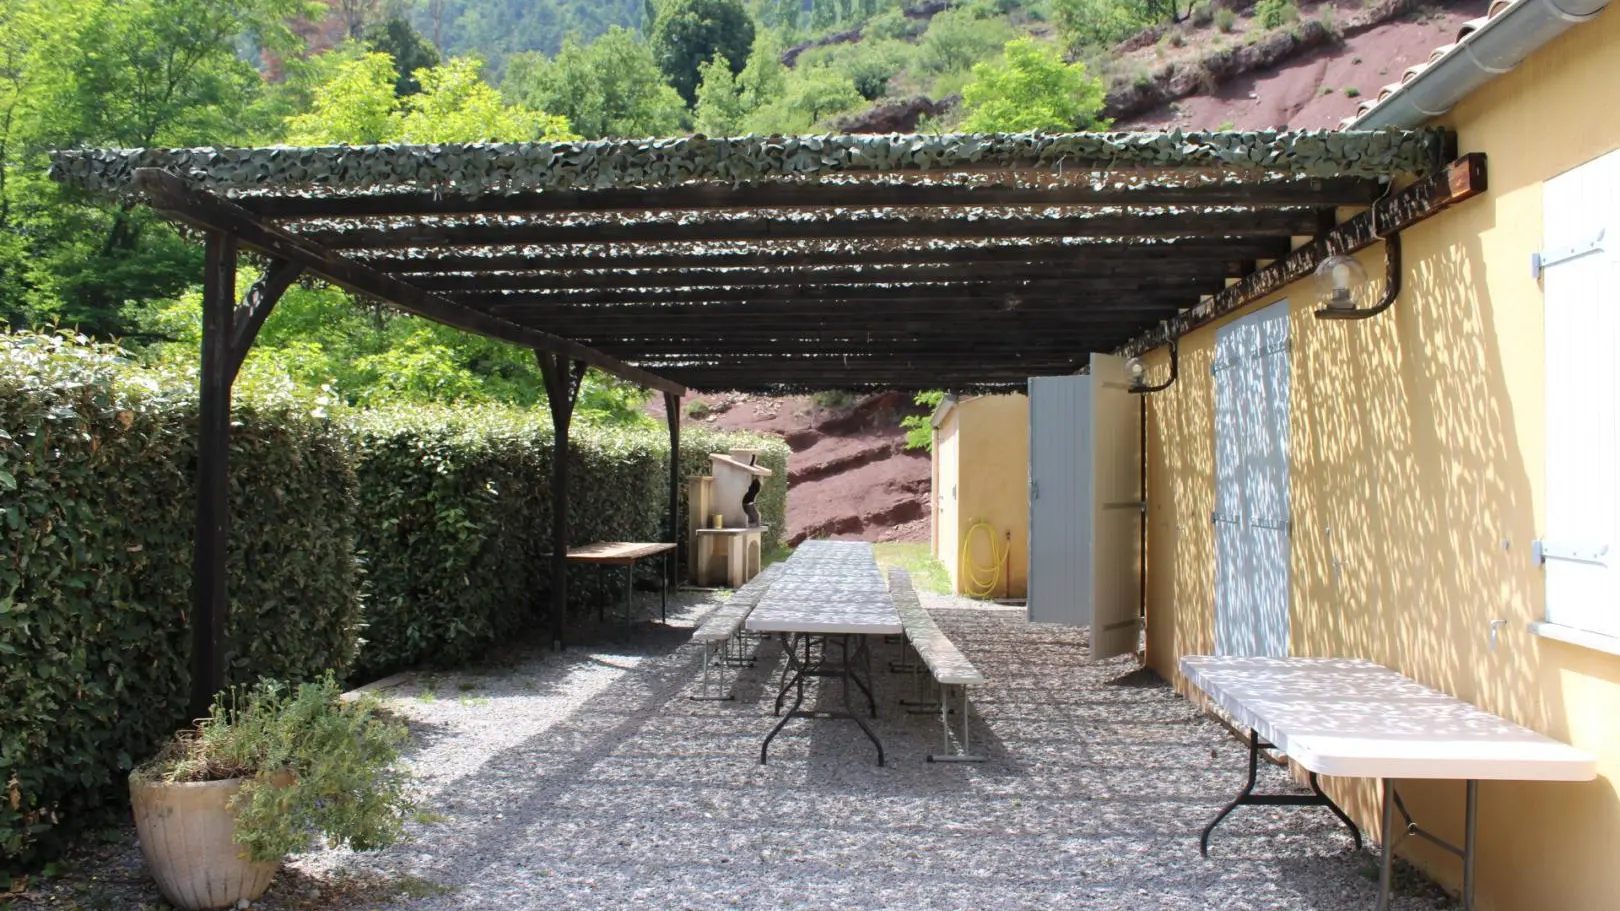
[305,208,1328,250]
[461,280,1220,310]
[1118,154,1489,357]
[407,260,1234,293]
[357,238,1292,273]
[247,178,1383,219]
[129,169,684,396]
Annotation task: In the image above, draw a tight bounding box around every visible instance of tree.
[364,16,440,94]
[503,27,685,139]
[914,7,1013,76]
[958,37,1108,133]
[648,0,755,105]
[394,56,574,142]
[693,53,744,135]
[694,30,786,135]
[284,51,399,143]
[1051,0,1191,49]
[0,0,317,335]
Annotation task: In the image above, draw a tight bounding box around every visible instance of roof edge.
[1350,0,1612,130]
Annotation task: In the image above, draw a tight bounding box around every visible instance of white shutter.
[1541,149,1620,639]
[1214,302,1291,657]
[1027,358,1143,660]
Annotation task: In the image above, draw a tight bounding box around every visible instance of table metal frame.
[1200,728,1364,857]
[760,632,885,766]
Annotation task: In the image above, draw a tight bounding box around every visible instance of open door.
[1027,354,1143,660]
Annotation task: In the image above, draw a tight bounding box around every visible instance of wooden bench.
[887,568,987,762]
[690,563,784,701]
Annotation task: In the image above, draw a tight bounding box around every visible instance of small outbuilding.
[930,394,1029,599]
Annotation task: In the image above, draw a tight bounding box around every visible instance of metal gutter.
[1352,0,1612,129]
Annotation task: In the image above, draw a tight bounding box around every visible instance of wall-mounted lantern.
[1127,337,1178,394]
[1314,199,1402,321]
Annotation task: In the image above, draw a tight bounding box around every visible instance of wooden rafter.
[246,178,1383,220]
[302,208,1327,250]
[129,169,684,395]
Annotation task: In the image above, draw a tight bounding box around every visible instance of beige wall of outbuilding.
[932,395,1029,598]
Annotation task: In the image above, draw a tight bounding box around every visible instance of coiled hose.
[959,519,1006,599]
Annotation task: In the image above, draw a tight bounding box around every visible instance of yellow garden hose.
[959,519,1007,599]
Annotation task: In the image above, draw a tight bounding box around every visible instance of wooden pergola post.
[665,391,680,589]
[537,352,587,651]
[190,235,305,720]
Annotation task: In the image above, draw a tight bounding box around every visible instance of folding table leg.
[1378,778,1395,911]
[1200,729,1361,856]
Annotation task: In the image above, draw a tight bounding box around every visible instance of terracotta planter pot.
[129,774,280,911]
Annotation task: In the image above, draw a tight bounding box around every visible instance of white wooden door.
[1541,149,1620,639]
[1028,356,1143,659]
[1213,302,1292,657]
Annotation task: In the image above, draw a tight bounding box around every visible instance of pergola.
[49,130,1485,716]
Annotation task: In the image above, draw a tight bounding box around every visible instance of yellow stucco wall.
[933,411,960,583]
[934,395,1029,598]
[1144,10,1620,910]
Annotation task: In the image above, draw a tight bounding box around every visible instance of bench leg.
[927,684,986,763]
[690,640,737,702]
[1200,729,1362,857]
[899,642,941,711]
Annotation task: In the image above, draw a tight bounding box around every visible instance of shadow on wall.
[1148,194,1620,908]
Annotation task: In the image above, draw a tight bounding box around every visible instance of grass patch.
[872,542,952,595]
[412,809,450,825]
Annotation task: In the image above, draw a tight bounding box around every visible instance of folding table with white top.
[746,545,902,766]
[1181,656,1598,911]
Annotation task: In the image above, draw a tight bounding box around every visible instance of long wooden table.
[1182,655,1597,911]
[557,542,677,633]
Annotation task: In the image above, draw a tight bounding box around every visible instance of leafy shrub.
[685,398,714,418]
[1052,0,1150,48]
[1191,2,1215,26]
[916,9,1014,76]
[900,391,946,451]
[139,674,411,863]
[960,38,1109,132]
[862,8,923,42]
[0,331,361,872]
[812,390,859,409]
[1255,0,1298,29]
[801,39,913,101]
[1215,7,1237,31]
[1345,86,1361,97]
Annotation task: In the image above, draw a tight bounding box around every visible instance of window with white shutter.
[1536,148,1620,647]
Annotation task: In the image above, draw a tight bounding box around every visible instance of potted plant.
[129,673,414,911]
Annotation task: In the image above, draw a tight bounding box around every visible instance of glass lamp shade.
[1125,356,1147,385]
[1314,253,1368,311]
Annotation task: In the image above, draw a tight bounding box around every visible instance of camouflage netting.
[48,129,1449,200]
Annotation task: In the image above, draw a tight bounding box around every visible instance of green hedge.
[349,410,788,676]
[0,332,790,867]
[0,332,361,871]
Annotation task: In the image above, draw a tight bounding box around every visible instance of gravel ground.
[4,588,1455,911]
